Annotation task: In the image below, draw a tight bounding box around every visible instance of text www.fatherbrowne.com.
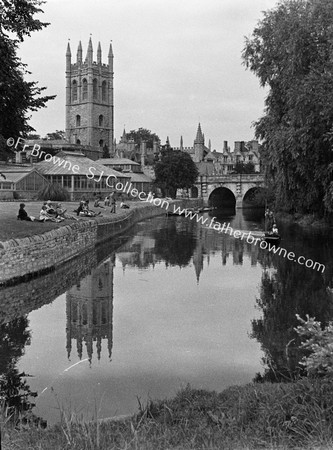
[171,205,325,273]
[8,136,324,272]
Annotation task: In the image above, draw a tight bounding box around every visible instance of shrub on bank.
[38,183,70,202]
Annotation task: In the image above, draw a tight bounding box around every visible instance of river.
[1,208,332,425]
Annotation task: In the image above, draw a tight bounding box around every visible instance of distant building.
[96,157,153,194]
[174,124,261,175]
[96,158,141,173]
[114,129,160,164]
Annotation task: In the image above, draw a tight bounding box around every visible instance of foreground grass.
[2,380,333,449]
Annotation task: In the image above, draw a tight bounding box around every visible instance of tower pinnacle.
[97,41,102,65]
[195,123,204,144]
[77,41,82,64]
[86,36,93,65]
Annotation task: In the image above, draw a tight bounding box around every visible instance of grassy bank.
[0,200,160,241]
[2,380,333,449]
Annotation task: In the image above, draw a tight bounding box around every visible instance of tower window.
[102,80,107,102]
[76,115,81,127]
[93,78,98,99]
[99,115,104,127]
[72,80,77,101]
[99,139,104,147]
[82,78,88,100]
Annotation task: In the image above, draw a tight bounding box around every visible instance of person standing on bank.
[110,193,116,213]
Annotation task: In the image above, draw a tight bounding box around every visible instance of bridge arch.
[208,186,236,208]
[242,186,266,207]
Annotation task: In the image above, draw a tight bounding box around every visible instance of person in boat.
[265,208,275,232]
[272,223,279,235]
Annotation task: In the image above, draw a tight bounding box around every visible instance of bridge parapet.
[196,173,265,183]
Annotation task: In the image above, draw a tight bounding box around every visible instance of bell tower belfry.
[65,38,114,153]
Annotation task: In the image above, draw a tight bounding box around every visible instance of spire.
[108,41,113,72]
[77,41,82,64]
[195,123,204,144]
[86,36,93,65]
[97,41,102,65]
[209,139,211,151]
[108,41,113,58]
[166,136,170,147]
[121,128,127,143]
[66,41,71,57]
[66,41,71,70]
[180,135,183,150]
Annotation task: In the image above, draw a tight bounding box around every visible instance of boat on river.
[263,232,281,245]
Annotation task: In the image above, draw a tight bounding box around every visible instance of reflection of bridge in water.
[193,173,265,208]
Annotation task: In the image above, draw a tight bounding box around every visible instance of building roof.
[128,172,153,183]
[196,161,216,176]
[34,151,131,178]
[0,164,34,172]
[95,158,140,166]
[26,139,68,146]
[0,167,46,183]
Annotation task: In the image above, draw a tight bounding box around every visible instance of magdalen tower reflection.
[66,255,115,363]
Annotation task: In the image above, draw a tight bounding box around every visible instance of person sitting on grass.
[78,201,102,217]
[74,200,85,216]
[94,196,105,208]
[55,203,79,221]
[39,205,63,222]
[45,200,56,215]
[17,203,35,221]
[120,201,130,209]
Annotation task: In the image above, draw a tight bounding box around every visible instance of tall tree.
[243,0,333,216]
[45,130,65,140]
[154,150,198,198]
[126,128,159,149]
[0,0,55,155]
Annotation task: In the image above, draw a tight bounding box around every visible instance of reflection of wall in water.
[66,256,114,362]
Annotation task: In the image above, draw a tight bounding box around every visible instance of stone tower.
[65,38,114,152]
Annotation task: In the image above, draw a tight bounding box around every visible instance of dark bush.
[37,183,70,201]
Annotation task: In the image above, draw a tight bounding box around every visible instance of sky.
[18,0,278,151]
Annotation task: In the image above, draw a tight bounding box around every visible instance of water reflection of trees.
[153,218,197,267]
[0,317,39,423]
[252,251,333,382]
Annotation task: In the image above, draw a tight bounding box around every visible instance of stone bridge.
[193,173,265,208]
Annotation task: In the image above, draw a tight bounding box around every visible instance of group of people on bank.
[18,200,79,222]
[17,192,131,223]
